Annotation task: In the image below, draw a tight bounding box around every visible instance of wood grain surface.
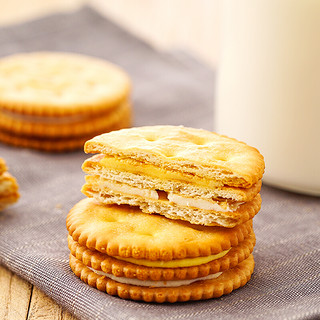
[0,0,219,319]
[0,265,77,320]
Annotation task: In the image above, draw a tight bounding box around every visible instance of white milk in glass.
[215,0,320,196]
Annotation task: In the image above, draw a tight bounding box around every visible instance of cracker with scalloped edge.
[66,198,253,261]
[0,110,131,152]
[0,101,131,138]
[68,231,255,281]
[69,253,255,303]
[0,52,131,116]
[84,126,265,188]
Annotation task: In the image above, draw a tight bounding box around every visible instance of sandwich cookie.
[0,52,132,151]
[67,198,255,303]
[0,157,7,174]
[0,106,131,152]
[0,157,19,210]
[82,126,264,227]
[0,101,131,138]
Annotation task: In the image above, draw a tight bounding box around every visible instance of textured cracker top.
[0,52,131,115]
[85,126,265,188]
[67,198,253,260]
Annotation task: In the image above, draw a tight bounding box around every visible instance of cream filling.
[99,155,224,188]
[168,193,231,212]
[102,180,159,200]
[115,248,230,268]
[88,267,223,287]
[0,110,88,124]
[99,180,241,212]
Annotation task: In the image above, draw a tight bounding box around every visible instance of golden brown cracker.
[0,110,131,152]
[0,172,19,196]
[0,172,19,210]
[0,194,19,210]
[0,52,131,116]
[84,126,265,188]
[0,166,19,210]
[0,130,89,152]
[69,254,255,303]
[66,198,253,260]
[0,158,7,175]
[0,101,131,138]
[68,231,255,281]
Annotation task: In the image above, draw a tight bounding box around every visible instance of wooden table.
[0,266,76,319]
[0,0,219,319]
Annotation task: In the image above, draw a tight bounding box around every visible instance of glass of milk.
[215,0,320,196]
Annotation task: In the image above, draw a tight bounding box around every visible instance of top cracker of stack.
[0,52,131,152]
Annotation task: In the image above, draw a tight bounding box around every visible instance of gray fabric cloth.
[0,7,319,320]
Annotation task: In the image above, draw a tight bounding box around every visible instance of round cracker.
[69,254,255,303]
[0,52,131,115]
[68,231,255,281]
[0,101,131,138]
[66,198,253,260]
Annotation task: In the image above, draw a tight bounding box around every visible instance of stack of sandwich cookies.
[0,158,19,210]
[67,125,265,302]
[0,52,131,152]
[67,199,255,303]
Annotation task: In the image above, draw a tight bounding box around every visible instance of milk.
[215,0,320,196]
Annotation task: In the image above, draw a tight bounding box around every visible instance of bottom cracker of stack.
[66,198,256,303]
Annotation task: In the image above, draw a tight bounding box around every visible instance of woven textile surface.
[0,7,319,320]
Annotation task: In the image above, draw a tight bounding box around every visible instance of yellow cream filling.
[99,156,223,188]
[115,248,231,268]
